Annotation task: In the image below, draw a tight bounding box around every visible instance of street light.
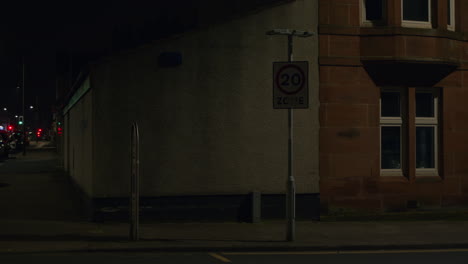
[29,105,34,109]
[3,107,7,111]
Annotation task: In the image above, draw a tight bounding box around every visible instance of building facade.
[319,0,468,214]
[60,0,468,221]
[61,0,320,221]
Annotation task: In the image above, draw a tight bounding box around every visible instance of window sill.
[416,169,441,177]
[361,20,386,27]
[401,21,432,29]
[380,169,404,177]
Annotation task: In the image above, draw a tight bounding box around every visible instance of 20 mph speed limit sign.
[273,61,308,109]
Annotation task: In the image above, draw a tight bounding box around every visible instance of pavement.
[2,143,468,254]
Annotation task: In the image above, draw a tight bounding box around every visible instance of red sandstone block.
[329,4,350,26]
[462,42,468,61]
[382,197,408,211]
[328,197,382,210]
[320,83,379,104]
[319,66,331,84]
[319,0,330,24]
[319,154,333,179]
[452,154,468,174]
[348,4,360,26]
[332,0,358,4]
[325,66,361,85]
[359,67,378,87]
[320,127,378,154]
[404,36,437,58]
[378,181,412,195]
[363,177,380,194]
[451,112,468,131]
[436,71,462,87]
[329,35,360,57]
[321,103,369,127]
[441,179,461,195]
[412,182,444,196]
[441,195,468,207]
[319,35,329,57]
[321,177,362,196]
[443,88,467,112]
[360,36,397,57]
[331,154,376,179]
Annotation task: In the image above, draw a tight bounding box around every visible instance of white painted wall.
[84,0,319,198]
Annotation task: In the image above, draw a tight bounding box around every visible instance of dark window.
[447,0,451,25]
[381,92,400,117]
[365,0,383,21]
[381,126,401,169]
[403,0,429,22]
[416,92,434,117]
[416,127,435,168]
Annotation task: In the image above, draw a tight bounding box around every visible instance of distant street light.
[15,115,18,118]
[29,105,34,109]
[3,107,7,111]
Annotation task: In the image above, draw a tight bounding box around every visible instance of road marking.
[223,251,336,255]
[208,252,232,262]
[342,248,468,254]
[223,248,468,256]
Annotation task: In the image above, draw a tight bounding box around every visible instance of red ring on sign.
[275,64,305,95]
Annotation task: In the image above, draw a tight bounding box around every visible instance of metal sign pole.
[130,121,140,241]
[267,29,313,242]
[286,34,296,242]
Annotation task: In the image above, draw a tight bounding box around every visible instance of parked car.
[0,130,9,160]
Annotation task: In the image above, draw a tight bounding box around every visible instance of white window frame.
[361,0,386,26]
[380,87,405,176]
[401,0,432,29]
[415,89,439,177]
[447,0,455,31]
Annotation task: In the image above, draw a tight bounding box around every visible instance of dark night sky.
[0,1,111,119]
[0,0,288,128]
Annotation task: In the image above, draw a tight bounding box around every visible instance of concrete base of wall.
[78,193,320,223]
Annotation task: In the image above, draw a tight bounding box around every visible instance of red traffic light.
[7,125,13,131]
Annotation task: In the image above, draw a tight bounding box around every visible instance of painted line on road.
[342,248,468,254]
[223,251,337,255]
[223,248,468,256]
[209,252,232,263]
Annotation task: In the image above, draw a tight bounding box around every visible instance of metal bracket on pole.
[130,121,140,241]
[267,28,314,242]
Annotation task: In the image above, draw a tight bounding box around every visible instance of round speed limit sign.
[273,61,309,109]
[276,64,305,95]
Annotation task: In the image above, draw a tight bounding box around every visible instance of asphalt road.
[3,249,468,264]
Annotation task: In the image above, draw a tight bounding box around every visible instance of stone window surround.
[360,0,455,31]
[380,87,440,178]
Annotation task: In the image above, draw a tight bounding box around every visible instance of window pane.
[416,126,435,168]
[416,92,434,117]
[381,92,400,117]
[447,0,451,25]
[403,0,429,22]
[381,126,401,169]
[365,0,383,21]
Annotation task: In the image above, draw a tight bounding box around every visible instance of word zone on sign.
[276,96,306,105]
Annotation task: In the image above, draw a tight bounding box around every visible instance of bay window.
[401,0,432,28]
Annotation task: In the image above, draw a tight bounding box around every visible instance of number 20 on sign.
[273,61,309,109]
